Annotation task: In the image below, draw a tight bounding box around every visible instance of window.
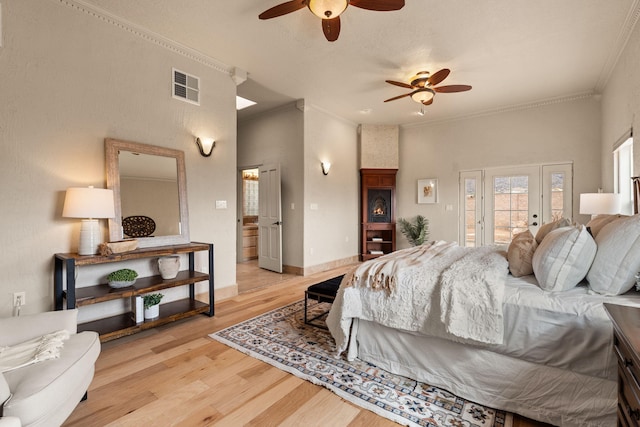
[614,137,634,214]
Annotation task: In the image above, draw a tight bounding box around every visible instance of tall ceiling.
[78,0,639,125]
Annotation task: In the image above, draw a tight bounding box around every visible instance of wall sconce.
[62,186,115,255]
[321,161,331,175]
[195,137,215,157]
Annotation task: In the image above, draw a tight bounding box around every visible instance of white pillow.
[588,215,640,295]
[507,230,538,277]
[532,225,596,292]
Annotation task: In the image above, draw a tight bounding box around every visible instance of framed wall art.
[418,178,438,204]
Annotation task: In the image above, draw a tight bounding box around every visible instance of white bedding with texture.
[337,272,640,426]
[327,241,509,356]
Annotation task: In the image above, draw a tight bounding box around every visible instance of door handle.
[531,222,538,226]
[272,221,282,226]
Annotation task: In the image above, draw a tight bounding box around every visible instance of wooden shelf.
[68,271,210,307]
[54,242,214,343]
[78,299,210,342]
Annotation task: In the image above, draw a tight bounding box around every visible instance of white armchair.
[0,310,100,427]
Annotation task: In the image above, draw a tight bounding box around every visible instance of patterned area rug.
[209,300,512,427]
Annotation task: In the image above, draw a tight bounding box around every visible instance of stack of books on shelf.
[369,250,384,255]
[371,237,383,242]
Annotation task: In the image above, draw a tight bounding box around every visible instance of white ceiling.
[78,0,639,125]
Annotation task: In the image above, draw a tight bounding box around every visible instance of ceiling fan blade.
[422,98,434,106]
[434,84,472,93]
[259,0,307,20]
[427,68,450,86]
[350,0,405,11]
[384,92,411,102]
[385,79,413,89]
[322,17,341,42]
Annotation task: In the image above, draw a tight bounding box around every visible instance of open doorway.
[238,167,259,263]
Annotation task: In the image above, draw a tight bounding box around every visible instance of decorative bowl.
[108,279,136,289]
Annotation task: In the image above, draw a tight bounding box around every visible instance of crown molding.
[401,91,595,129]
[594,0,640,92]
[55,0,233,76]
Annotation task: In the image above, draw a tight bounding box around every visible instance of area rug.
[209,300,512,427]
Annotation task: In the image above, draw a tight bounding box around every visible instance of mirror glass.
[106,138,190,247]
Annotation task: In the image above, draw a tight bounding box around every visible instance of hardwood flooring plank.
[279,389,361,427]
[244,381,323,427]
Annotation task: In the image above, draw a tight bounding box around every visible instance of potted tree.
[143,293,164,320]
[397,215,430,246]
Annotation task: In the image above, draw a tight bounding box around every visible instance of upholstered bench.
[304,275,344,328]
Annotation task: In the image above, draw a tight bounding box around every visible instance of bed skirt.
[353,319,616,427]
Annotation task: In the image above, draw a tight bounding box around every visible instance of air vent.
[172,68,199,105]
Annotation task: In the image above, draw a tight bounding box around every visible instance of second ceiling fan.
[384,68,472,106]
[259,0,405,42]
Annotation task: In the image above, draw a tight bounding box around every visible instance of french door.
[460,163,572,246]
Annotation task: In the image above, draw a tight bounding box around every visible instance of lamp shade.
[63,187,115,219]
[579,193,621,215]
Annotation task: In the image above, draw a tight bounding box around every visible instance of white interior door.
[258,164,282,273]
[484,166,540,245]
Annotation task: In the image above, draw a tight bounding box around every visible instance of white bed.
[327,215,640,427]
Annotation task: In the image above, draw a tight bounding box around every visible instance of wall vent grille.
[173,68,199,105]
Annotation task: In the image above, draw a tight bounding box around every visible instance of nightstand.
[605,303,640,426]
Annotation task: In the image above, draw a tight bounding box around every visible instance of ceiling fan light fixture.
[411,88,435,104]
[410,71,430,87]
[308,0,348,19]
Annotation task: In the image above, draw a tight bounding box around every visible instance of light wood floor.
[64,263,552,427]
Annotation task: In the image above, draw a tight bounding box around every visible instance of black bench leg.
[81,391,88,402]
[304,292,309,324]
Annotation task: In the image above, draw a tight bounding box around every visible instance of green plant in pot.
[107,268,138,289]
[397,215,430,246]
[143,293,163,320]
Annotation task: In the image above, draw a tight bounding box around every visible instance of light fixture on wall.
[195,137,215,157]
[321,161,331,175]
[579,191,621,219]
[62,186,115,255]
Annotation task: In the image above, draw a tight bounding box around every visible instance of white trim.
[54,0,233,76]
[0,3,3,48]
[402,92,594,129]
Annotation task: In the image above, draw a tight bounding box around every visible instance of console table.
[54,242,214,342]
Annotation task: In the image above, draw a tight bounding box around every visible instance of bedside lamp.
[63,186,115,255]
[579,192,621,219]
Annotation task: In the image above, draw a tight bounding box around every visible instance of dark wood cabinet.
[54,242,214,342]
[604,303,640,426]
[360,169,397,261]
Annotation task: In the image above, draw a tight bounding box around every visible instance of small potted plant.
[143,293,163,320]
[398,215,430,246]
[107,268,138,288]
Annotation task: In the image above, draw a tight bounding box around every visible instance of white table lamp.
[63,186,115,255]
[579,193,621,219]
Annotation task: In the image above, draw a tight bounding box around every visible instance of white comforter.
[327,241,509,356]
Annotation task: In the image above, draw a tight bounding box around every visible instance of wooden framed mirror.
[105,138,190,247]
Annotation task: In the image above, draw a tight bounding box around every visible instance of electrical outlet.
[13,291,25,307]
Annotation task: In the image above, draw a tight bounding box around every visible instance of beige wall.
[601,12,640,190]
[303,106,359,268]
[396,96,602,247]
[0,0,238,317]
[359,125,399,169]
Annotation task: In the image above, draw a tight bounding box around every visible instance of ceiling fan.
[258,0,405,42]
[384,69,472,106]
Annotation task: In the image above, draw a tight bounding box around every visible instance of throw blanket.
[0,330,70,373]
[326,241,508,358]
